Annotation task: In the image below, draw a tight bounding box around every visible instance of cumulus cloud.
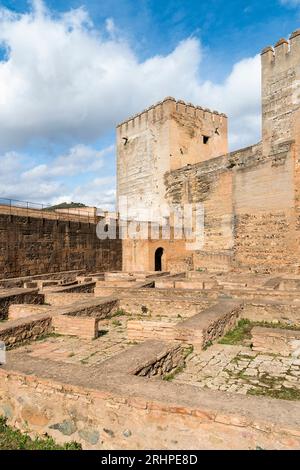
[0,144,115,209]
[0,0,263,207]
[22,144,112,179]
[0,0,261,152]
[58,176,116,210]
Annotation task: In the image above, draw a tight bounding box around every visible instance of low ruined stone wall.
[128,320,177,342]
[119,297,212,318]
[0,290,45,320]
[58,298,119,319]
[1,363,300,449]
[177,301,241,349]
[174,280,218,290]
[8,304,51,321]
[47,282,96,294]
[0,270,85,289]
[52,315,98,339]
[240,301,300,326]
[252,326,300,357]
[0,314,52,348]
[133,344,186,378]
[44,292,94,307]
[127,301,241,348]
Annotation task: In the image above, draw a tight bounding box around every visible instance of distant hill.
[44,202,87,212]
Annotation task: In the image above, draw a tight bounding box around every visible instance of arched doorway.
[155,247,164,271]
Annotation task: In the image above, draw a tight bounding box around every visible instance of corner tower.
[116,97,228,221]
[261,30,300,156]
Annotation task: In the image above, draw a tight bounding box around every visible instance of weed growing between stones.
[113,309,127,317]
[0,416,81,450]
[163,345,194,381]
[163,365,185,381]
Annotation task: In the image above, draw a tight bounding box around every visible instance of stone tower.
[261,30,300,156]
[261,30,300,271]
[116,97,228,222]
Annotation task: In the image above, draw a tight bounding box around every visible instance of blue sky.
[0,0,299,208]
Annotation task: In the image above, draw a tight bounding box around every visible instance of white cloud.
[0,0,261,152]
[0,144,115,208]
[58,176,116,210]
[280,0,300,6]
[0,1,263,208]
[22,144,112,179]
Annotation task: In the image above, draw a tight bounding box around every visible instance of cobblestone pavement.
[16,317,133,366]
[173,344,300,396]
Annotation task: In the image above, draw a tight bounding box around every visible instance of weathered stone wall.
[127,319,177,342]
[240,300,300,326]
[52,314,99,339]
[53,298,119,319]
[0,289,44,320]
[1,358,300,449]
[47,282,96,294]
[133,344,185,377]
[0,314,52,349]
[8,304,50,321]
[119,297,212,318]
[118,33,300,274]
[44,292,94,307]
[0,213,122,278]
[0,270,85,289]
[164,139,298,273]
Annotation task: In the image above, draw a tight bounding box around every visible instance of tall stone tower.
[261,30,300,269]
[261,30,300,156]
[116,97,228,221]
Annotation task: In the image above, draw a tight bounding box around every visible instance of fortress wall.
[163,31,300,274]
[164,153,234,272]
[165,139,298,273]
[233,141,298,273]
[0,213,122,278]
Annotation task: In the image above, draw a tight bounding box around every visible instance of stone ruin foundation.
[0,268,300,449]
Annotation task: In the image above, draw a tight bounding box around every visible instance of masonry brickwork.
[0,212,122,278]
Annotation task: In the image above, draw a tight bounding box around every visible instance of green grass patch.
[219,319,300,346]
[203,340,213,350]
[183,345,194,358]
[0,417,81,450]
[219,319,253,345]
[163,365,185,382]
[113,309,127,317]
[248,386,300,401]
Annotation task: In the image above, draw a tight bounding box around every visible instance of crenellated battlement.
[117,97,227,134]
[261,29,300,69]
[261,28,300,155]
